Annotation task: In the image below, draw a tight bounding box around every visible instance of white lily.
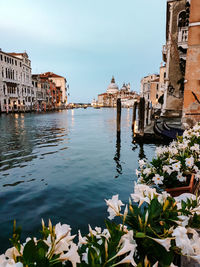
[105,195,124,220]
[59,243,80,267]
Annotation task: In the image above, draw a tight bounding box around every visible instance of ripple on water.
[0,109,157,253]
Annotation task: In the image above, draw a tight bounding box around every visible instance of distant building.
[98,76,138,107]
[0,50,34,112]
[40,72,67,105]
[32,74,62,111]
[140,74,159,103]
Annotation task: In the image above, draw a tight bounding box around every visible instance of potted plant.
[137,123,200,196]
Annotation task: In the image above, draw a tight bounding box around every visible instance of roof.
[8,52,29,58]
[98,93,108,96]
[40,72,65,79]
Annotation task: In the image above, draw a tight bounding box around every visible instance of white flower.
[138,159,146,168]
[0,255,23,267]
[163,165,173,175]
[152,261,158,267]
[45,223,76,255]
[190,144,200,152]
[185,156,194,168]
[172,227,194,255]
[157,191,170,204]
[172,161,181,172]
[177,215,190,227]
[78,230,87,246]
[115,250,137,266]
[131,184,157,207]
[105,195,124,220]
[177,172,186,182]
[82,248,88,264]
[5,247,21,261]
[117,230,137,257]
[88,225,97,236]
[143,168,152,175]
[59,243,80,267]
[152,174,164,185]
[175,193,196,203]
[101,228,111,240]
[169,147,178,155]
[151,237,172,252]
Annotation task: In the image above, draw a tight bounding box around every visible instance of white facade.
[106,76,119,94]
[0,50,34,112]
[140,74,159,102]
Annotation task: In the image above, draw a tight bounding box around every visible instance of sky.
[0,0,166,103]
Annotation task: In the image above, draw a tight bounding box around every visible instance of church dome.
[107,76,119,94]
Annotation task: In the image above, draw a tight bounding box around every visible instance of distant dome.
[106,76,119,94]
[121,83,127,91]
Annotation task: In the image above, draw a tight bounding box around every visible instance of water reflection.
[138,143,146,160]
[0,114,68,172]
[113,132,122,178]
[0,109,157,254]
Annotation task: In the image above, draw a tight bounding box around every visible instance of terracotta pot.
[165,174,198,197]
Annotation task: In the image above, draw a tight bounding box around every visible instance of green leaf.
[135,232,146,238]
[23,239,37,264]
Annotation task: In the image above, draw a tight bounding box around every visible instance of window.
[164,72,166,78]
[18,100,20,104]
[178,11,187,28]
[0,55,2,61]
[4,99,6,104]
[156,94,158,99]
[15,60,17,66]
[156,84,159,90]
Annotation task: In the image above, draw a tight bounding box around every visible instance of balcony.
[2,77,20,84]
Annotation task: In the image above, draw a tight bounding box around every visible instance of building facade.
[40,72,67,105]
[182,0,200,126]
[140,74,160,103]
[0,50,34,112]
[0,49,67,113]
[162,0,190,117]
[98,77,138,107]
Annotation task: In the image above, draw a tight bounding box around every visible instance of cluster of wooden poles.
[116,97,146,137]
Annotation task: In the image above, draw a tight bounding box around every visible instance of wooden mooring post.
[132,101,137,134]
[117,98,121,134]
[138,97,145,136]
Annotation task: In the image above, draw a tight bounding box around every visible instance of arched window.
[178,11,188,28]
[178,11,188,43]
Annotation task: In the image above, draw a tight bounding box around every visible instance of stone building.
[32,74,62,111]
[182,0,200,126]
[40,72,67,106]
[98,77,138,107]
[140,74,160,104]
[0,50,34,112]
[162,0,190,117]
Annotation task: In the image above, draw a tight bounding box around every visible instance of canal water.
[0,108,156,252]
